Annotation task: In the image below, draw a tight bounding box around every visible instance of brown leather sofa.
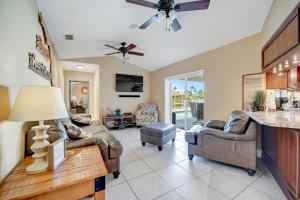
[26,119,123,178]
[185,110,257,176]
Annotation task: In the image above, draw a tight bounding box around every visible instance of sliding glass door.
[169,71,204,131]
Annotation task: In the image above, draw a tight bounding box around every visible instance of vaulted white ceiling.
[36,0,273,71]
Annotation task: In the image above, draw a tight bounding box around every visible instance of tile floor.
[105,128,286,200]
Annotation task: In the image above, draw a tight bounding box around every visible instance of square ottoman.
[140,122,176,151]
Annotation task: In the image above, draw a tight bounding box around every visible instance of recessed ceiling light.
[76,65,85,69]
[129,24,138,29]
[284,60,290,68]
[65,34,74,40]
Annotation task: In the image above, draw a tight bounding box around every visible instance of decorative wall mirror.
[69,80,89,114]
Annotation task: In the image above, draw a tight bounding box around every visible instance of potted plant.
[115,108,121,116]
[253,91,266,111]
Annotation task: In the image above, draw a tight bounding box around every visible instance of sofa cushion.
[224,111,249,134]
[63,121,88,140]
[205,120,226,130]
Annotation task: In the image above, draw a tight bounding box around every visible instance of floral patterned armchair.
[136,103,159,127]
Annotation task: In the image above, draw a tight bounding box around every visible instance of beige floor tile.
[156,191,184,200]
[251,171,287,200]
[106,182,137,200]
[156,164,195,188]
[121,160,152,180]
[177,159,216,177]
[235,187,276,200]
[200,169,248,199]
[215,165,261,185]
[176,179,229,200]
[106,172,126,188]
[128,172,172,200]
[143,154,174,171]
[133,146,159,158]
[120,151,140,165]
[161,149,188,163]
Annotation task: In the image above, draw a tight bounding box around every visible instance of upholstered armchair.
[136,103,159,127]
[185,110,257,176]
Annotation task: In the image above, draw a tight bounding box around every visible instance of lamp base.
[26,121,50,174]
[26,158,48,174]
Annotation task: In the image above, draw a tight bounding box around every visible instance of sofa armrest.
[66,137,99,149]
[204,120,226,130]
[185,125,203,144]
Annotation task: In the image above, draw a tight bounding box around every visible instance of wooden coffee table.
[0,145,107,200]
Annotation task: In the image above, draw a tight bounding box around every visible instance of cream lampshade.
[9,85,68,174]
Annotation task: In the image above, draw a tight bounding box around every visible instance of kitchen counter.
[245,110,300,129]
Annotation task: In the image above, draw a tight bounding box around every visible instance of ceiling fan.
[126,0,210,32]
[105,42,144,61]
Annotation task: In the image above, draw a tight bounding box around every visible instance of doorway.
[165,71,204,131]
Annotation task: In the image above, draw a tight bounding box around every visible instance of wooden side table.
[0,145,107,200]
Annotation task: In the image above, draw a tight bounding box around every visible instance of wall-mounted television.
[116,74,143,92]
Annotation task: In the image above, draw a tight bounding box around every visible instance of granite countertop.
[244,110,300,129]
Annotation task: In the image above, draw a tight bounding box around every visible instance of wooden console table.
[0,145,107,200]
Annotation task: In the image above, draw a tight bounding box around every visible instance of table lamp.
[8,85,68,174]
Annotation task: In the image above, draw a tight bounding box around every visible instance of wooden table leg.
[95,191,105,200]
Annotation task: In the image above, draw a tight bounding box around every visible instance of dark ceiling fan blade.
[105,44,119,51]
[105,52,121,56]
[170,18,182,32]
[174,0,210,12]
[139,14,158,29]
[128,51,144,56]
[126,0,157,9]
[127,43,137,50]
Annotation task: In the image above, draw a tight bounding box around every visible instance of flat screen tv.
[116,74,143,92]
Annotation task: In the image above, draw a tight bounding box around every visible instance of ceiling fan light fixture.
[169,10,177,21]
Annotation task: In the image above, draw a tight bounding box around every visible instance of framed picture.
[48,138,66,171]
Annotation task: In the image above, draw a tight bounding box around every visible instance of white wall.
[151,34,262,122]
[0,0,52,182]
[69,56,152,116]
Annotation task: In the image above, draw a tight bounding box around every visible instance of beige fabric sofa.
[185,111,257,176]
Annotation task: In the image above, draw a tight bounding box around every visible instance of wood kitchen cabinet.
[266,71,288,89]
[262,126,300,200]
[262,7,299,70]
[266,66,300,90]
[287,66,300,90]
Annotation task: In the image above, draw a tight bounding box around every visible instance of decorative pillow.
[71,115,93,126]
[224,111,249,134]
[45,119,70,141]
[139,103,158,114]
[63,121,88,140]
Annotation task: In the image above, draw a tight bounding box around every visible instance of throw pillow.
[224,111,249,134]
[63,121,88,140]
[71,115,93,126]
[45,119,70,141]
